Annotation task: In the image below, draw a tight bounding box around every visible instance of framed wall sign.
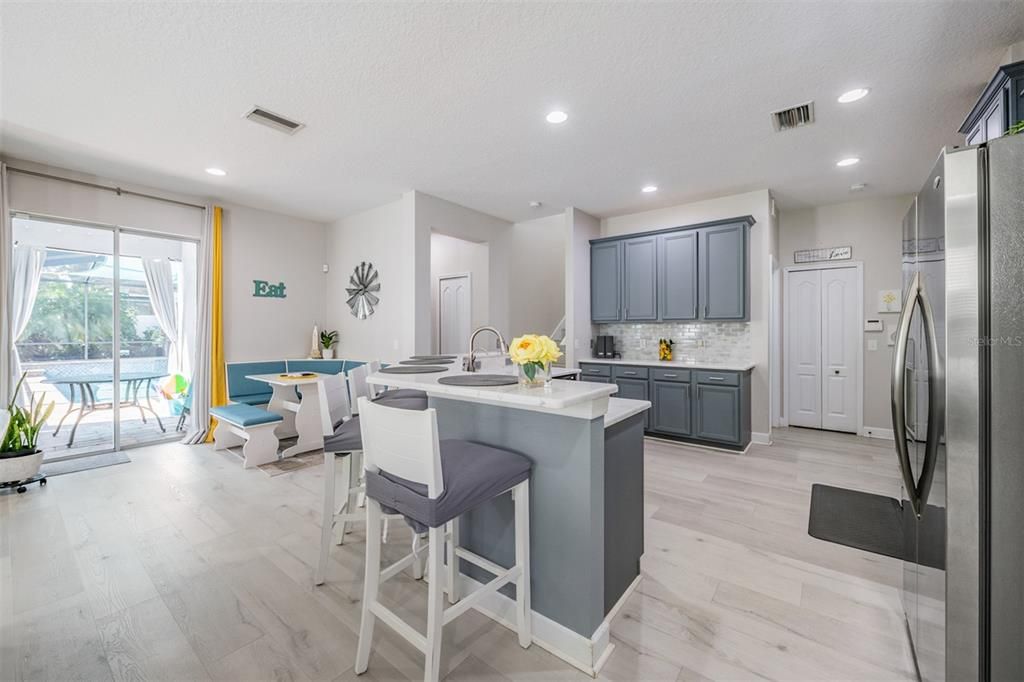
[793,246,852,263]
[252,279,287,298]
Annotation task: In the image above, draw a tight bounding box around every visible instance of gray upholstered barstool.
[354,397,532,682]
[352,361,428,405]
[314,372,427,585]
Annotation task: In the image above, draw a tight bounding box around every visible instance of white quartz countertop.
[580,357,756,372]
[368,365,616,419]
[604,398,651,428]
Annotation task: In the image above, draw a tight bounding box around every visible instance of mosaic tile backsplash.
[595,322,751,364]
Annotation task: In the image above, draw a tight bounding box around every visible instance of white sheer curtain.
[9,245,45,406]
[181,206,214,444]
[142,258,182,376]
[0,163,11,405]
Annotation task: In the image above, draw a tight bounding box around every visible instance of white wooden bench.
[209,403,283,468]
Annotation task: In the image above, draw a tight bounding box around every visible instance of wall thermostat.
[864,319,884,332]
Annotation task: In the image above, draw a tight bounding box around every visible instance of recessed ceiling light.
[641,185,658,193]
[837,88,870,104]
[836,157,860,167]
[545,110,568,124]
[850,183,867,192]
[205,167,227,176]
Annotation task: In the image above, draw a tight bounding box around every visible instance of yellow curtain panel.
[206,206,226,442]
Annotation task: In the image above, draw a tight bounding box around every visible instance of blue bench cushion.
[232,393,273,406]
[286,359,344,375]
[226,361,287,401]
[365,439,531,532]
[211,404,283,427]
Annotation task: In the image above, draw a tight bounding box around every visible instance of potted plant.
[1,373,55,492]
[320,330,339,359]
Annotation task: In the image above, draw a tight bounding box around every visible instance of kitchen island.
[367,367,648,674]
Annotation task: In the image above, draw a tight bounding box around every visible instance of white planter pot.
[0,450,44,484]
[322,348,335,359]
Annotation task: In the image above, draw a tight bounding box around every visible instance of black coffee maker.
[594,335,619,358]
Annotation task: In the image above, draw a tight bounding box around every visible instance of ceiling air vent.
[771,101,815,132]
[243,106,305,135]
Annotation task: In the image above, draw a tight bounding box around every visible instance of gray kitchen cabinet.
[659,231,698,320]
[700,222,747,320]
[959,59,1024,144]
[590,216,752,323]
[623,237,658,320]
[591,241,622,322]
[651,380,691,436]
[579,363,611,379]
[578,360,751,449]
[613,377,650,429]
[695,384,741,443]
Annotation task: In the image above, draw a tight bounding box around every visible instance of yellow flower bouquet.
[508,334,563,386]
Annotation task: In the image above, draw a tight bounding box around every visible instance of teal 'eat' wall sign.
[252,280,287,298]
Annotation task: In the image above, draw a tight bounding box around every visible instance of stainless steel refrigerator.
[893,133,1024,681]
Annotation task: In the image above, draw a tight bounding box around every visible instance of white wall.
[220,203,327,362]
[564,207,600,368]
[413,191,512,350]
[430,232,490,352]
[779,194,912,432]
[503,214,565,338]
[601,190,773,438]
[324,196,416,362]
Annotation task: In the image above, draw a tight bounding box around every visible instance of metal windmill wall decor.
[346,261,380,319]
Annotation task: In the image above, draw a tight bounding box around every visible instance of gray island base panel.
[430,397,645,669]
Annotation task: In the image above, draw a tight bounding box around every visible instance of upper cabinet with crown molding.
[960,59,1024,145]
[590,216,753,323]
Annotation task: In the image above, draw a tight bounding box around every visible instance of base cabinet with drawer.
[580,362,751,449]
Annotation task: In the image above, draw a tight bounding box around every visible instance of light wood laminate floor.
[0,427,917,681]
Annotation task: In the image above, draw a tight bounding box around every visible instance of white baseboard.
[751,431,772,446]
[456,571,634,677]
[860,426,895,441]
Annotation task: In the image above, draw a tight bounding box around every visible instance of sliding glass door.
[11,215,197,461]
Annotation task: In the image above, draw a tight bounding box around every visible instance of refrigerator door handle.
[891,272,923,516]
[915,279,944,515]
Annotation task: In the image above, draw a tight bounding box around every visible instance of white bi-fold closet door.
[787,266,860,433]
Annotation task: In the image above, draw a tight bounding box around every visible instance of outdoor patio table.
[245,372,327,457]
[48,372,168,447]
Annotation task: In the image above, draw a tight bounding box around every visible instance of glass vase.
[518,361,551,388]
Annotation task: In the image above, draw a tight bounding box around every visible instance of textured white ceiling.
[2,2,1022,223]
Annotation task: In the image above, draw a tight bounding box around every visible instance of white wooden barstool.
[315,372,428,585]
[350,361,427,405]
[354,397,532,682]
[337,364,427,546]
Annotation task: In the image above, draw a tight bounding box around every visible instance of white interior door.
[786,266,861,433]
[787,270,822,428]
[820,267,859,432]
[439,275,471,354]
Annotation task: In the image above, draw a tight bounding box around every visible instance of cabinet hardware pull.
[624,371,637,375]
[663,373,677,378]
[708,376,724,381]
